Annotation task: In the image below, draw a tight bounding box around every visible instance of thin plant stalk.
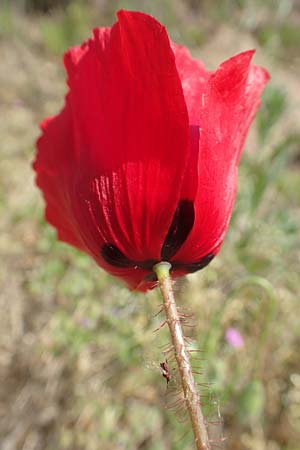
[153,262,211,450]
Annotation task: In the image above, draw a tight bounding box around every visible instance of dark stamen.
[161,199,195,261]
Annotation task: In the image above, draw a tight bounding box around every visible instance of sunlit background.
[1,1,300,449]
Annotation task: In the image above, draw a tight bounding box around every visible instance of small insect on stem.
[160,360,171,384]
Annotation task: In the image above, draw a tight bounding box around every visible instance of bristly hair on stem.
[153,262,212,450]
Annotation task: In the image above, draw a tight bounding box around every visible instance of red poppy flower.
[33,10,269,291]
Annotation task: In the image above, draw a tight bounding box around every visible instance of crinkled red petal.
[169,43,209,219]
[171,42,209,125]
[34,11,190,290]
[63,11,189,262]
[34,111,178,291]
[174,50,270,263]
[33,97,86,251]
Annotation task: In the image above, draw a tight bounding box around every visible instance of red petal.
[64,11,189,261]
[169,43,210,205]
[174,51,270,263]
[33,97,86,251]
[34,109,169,291]
[171,42,209,125]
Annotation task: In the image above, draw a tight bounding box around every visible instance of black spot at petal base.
[101,243,157,271]
[161,199,195,261]
[172,253,215,274]
[182,253,215,273]
[101,243,135,268]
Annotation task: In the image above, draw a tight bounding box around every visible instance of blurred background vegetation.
[0,0,299,449]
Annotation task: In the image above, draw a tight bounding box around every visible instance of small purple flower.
[225,327,244,349]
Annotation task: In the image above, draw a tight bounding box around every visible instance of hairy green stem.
[153,262,211,450]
